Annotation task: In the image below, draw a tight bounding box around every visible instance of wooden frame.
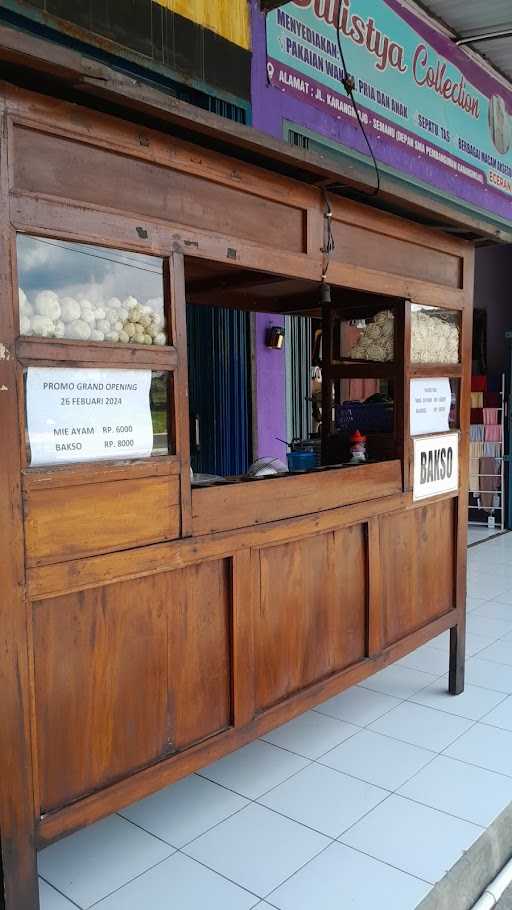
[0,81,473,909]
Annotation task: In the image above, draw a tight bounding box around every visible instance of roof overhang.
[0,21,509,245]
[260,1,290,10]
[415,0,512,86]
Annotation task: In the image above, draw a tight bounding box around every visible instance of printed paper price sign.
[26,367,153,466]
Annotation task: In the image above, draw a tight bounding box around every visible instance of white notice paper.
[413,433,459,501]
[410,378,451,436]
[26,367,153,466]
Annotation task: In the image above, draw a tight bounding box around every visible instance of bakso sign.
[413,433,458,501]
[265,0,512,226]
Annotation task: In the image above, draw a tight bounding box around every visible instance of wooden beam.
[260,1,291,10]
[0,106,40,910]
[0,24,508,244]
[186,271,285,296]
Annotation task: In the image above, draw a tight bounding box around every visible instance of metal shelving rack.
[468,373,505,531]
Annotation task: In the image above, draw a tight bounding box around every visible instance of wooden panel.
[333,221,463,289]
[33,558,231,812]
[16,336,178,370]
[28,492,405,601]
[168,559,232,750]
[23,456,179,491]
[12,126,305,254]
[37,606,457,847]
[24,475,180,564]
[33,582,171,813]
[255,525,367,711]
[380,499,456,647]
[192,460,402,535]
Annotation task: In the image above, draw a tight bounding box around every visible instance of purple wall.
[254,313,287,461]
[474,246,512,378]
[250,3,295,462]
[251,0,353,143]
[251,5,286,463]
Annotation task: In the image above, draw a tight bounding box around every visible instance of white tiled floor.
[467,525,506,545]
[39,533,512,910]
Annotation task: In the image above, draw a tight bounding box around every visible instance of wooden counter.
[0,81,472,910]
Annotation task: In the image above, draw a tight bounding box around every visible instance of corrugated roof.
[416,0,512,83]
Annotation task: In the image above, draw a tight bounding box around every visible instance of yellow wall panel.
[153,0,250,49]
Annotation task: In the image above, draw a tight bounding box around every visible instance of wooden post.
[0,111,40,909]
[449,248,474,695]
[170,252,192,537]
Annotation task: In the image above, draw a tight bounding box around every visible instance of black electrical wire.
[320,187,335,280]
[335,3,381,197]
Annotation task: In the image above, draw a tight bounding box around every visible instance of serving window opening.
[184,256,403,488]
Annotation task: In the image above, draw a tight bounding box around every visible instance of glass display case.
[342,309,395,363]
[16,235,167,346]
[411,305,460,364]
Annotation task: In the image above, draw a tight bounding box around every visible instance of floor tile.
[119,773,248,848]
[468,533,505,546]
[410,679,506,720]
[481,695,512,732]
[468,564,512,581]
[39,880,77,910]
[427,631,450,651]
[464,658,512,694]
[340,794,482,884]
[268,842,430,910]
[467,576,508,600]
[398,644,449,676]
[468,552,505,564]
[445,723,512,776]
[258,762,388,838]
[198,740,309,799]
[313,687,401,726]
[493,590,512,606]
[399,755,512,827]
[92,852,257,910]
[476,641,512,667]
[466,633,505,657]
[183,803,329,897]
[474,601,512,622]
[467,615,512,638]
[319,729,434,791]
[261,710,360,759]
[369,701,473,752]
[468,555,507,570]
[358,665,437,699]
[466,592,497,609]
[38,815,173,908]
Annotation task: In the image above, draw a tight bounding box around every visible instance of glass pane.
[330,378,396,464]
[17,235,167,345]
[150,372,171,455]
[342,309,395,362]
[449,378,460,429]
[24,368,171,467]
[411,305,460,364]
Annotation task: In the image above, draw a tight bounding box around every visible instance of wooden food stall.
[0,79,472,909]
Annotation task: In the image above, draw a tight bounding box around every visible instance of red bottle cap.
[350,430,366,443]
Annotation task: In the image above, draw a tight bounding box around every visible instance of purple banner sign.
[253,0,512,226]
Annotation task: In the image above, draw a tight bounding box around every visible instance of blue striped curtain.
[187,303,251,477]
